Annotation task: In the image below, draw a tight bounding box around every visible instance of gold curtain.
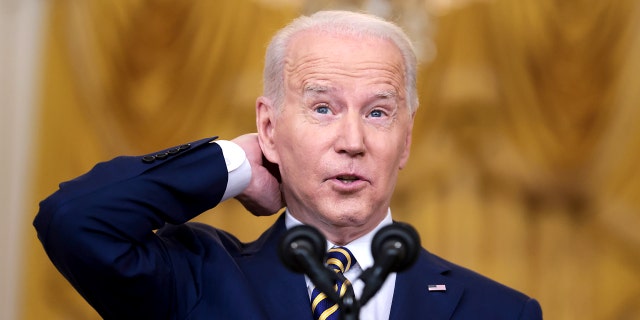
[398,0,640,319]
[22,0,640,319]
[23,1,297,319]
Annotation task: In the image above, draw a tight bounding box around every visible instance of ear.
[398,112,415,170]
[256,96,280,164]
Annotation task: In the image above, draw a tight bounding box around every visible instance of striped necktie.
[310,246,356,320]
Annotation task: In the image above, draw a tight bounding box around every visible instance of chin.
[322,209,370,227]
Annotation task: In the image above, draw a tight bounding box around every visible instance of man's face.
[257,31,414,243]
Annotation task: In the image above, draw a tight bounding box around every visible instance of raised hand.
[232,133,284,216]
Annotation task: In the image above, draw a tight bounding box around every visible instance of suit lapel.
[238,214,313,320]
[389,250,464,320]
[238,216,465,319]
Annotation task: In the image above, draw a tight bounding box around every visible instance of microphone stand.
[337,274,359,320]
[358,246,397,307]
[279,223,420,320]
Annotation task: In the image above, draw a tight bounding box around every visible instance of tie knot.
[325,246,355,274]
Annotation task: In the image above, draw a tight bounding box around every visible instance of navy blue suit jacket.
[34,137,542,319]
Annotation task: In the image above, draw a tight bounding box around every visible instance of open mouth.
[336,175,360,183]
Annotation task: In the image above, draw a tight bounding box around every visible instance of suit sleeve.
[519,298,543,320]
[33,137,229,319]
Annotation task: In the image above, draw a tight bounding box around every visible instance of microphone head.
[278,225,327,273]
[371,222,420,272]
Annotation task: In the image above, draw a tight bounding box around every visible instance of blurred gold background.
[10,0,640,319]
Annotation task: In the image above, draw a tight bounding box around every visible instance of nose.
[334,112,366,156]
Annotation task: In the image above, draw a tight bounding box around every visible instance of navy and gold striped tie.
[310,246,356,320]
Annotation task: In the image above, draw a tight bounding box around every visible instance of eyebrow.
[303,85,398,100]
[303,84,332,94]
[374,90,397,99]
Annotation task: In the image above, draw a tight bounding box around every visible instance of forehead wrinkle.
[285,31,407,84]
[284,48,406,101]
[288,55,403,81]
[284,54,326,80]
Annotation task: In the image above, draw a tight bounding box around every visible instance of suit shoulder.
[423,251,542,318]
[434,252,529,296]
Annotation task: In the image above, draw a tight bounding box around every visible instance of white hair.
[263,10,419,113]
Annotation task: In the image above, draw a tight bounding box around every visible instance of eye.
[314,104,331,114]
[369,109,385,118]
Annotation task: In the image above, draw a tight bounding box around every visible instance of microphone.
[359,222,420,306]
[278,225,341,303]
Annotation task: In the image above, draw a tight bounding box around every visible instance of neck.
[285,209,389,246]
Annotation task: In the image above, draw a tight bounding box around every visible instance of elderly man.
[35,10,542,320]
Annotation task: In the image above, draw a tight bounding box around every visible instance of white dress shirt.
[214,140,251,201]
[216,140,397,319]
[285,212,396,320]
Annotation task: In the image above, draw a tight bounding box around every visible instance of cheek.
[373,133,409,165]
[274,136,314,177]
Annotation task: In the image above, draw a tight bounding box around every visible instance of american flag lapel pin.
[428,284,447,292]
